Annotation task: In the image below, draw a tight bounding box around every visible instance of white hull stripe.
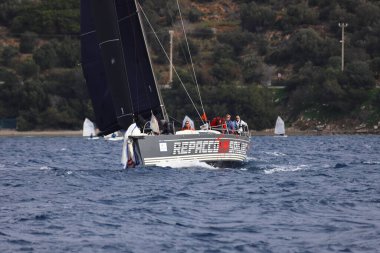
[143,153,246,165]
[144,156,245,165]
[144,154,246,161]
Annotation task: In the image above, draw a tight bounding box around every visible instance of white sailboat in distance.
[274,116,287,137]
[82,118,99,140]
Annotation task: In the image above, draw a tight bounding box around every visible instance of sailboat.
[104,131,124,141]
[274,116,287,137]
[82,118,99,139]
[80,0,250,167]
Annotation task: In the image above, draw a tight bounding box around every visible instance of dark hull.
[131,133,250,166]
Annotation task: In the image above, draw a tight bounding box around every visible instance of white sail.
[82,118,96,137]
[274,116,285,135]
[150,114,160,134]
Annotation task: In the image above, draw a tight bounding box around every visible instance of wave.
[154,160,218,170]
[362,161,380,165]
[264,151,287,157]
[39,166,52,170]
[264,164,308,174]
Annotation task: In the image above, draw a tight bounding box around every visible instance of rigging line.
[176,0,206,122]
[166,7,195,86]
[168,115,182,125]
[137,2,203,121]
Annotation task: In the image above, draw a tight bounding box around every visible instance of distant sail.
[274,116,285,135]
[82,118,96,137]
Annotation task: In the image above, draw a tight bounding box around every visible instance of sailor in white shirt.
[234,115,248,134]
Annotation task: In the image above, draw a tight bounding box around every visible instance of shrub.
[19,31,38,53]
[17,59,39,79]
[240,2,276,32]
[188,8,202,23]
[1,46,18,67]
[33,43,58,70]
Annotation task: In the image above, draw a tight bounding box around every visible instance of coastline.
[1,127,378,137]
[0,130,82,137]
[251,127,380,136]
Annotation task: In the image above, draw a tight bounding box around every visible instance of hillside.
[0,0,380,132]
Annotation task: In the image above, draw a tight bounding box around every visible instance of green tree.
[19,31,38,54]
[0,68,22,118]
[33,43,58,70]
[211,58,241,82]
[343,61,375,89]
[1,46,18,67]
[16,59,39,79]
[52,37,80,68]
[217,31,253,55]
[240,2,276,32]
[188,7,202,23]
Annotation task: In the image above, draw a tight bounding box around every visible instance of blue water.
[1,135,380,252]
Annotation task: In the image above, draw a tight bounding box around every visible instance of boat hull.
[131,133,250,166]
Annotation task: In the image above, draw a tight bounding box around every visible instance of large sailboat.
[80,0,250,167]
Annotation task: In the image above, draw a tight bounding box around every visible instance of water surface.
[1,135,379,252]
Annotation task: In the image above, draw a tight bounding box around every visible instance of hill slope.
[0,0,379,131]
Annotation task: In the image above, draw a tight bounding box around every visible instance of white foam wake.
[264,151,287,157]
[247,156,258,161]
[264,164,308,174]
[363,161,380,165]
[154,160,218,170]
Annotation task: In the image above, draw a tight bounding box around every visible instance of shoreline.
[0,128,379,137]
[0,130,82,137]
[251,127,380,136]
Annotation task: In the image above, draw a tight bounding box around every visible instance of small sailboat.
[104,131,124,141]
[274,116,287,137]
[80,0,250,167]
[82,118,99,139]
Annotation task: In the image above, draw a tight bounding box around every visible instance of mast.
[134,0,169,122]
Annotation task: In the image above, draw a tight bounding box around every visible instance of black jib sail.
[80,0,120,135]
[80,0,166,134]
[116,0,165,121]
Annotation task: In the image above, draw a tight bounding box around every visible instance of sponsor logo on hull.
[172,140,248,156]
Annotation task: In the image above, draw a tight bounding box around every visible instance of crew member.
[224,114,235,133]
[182,120,194,130]
[234,115,248,134]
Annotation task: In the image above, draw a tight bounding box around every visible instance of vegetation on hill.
[0,0,379,131]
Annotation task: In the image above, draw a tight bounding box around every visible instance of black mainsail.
[80,0,166,135]
[80,0,120,135]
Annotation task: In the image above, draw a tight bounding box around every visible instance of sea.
[0,135,379,253]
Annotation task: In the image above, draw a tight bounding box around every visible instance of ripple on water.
[0,135,380,252]
[264,165,308,174]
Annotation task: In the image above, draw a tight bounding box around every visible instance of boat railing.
[209,124,250,137]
